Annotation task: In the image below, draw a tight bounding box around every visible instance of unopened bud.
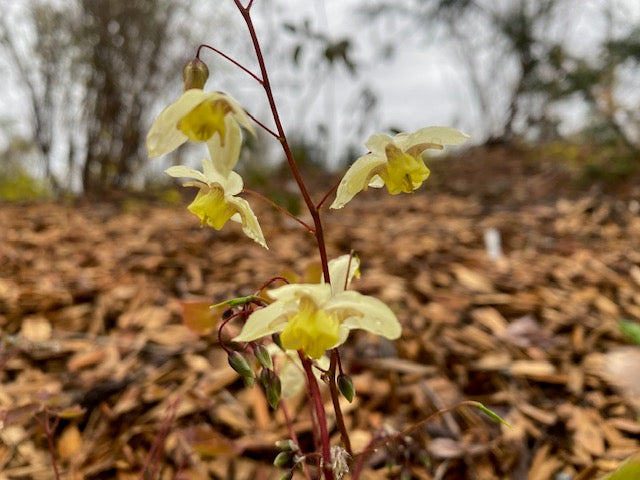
[275,439,299,452]
[272,333,283,350]
[228,351,255,387]
[183,57,209,91]
[278,471,294,480]
[254,344,273,370]
[260,368,282,409]
[337,373,355,403]
[273,451,293,468]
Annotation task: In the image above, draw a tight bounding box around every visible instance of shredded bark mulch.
[1,146,640,479]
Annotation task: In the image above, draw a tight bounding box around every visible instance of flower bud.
[278,471,294,480]
[273,451,293,468]
[260,368,282,409]
[228,351,255,387]
[275,439,299,452]
[337,373,355,403]
[272,333,284,350]
[254,344,273,370]
[183,58,209,91]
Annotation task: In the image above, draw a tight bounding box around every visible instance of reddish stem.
[39,409,61,480]
[242,188,315,233]
[300,352,335,480]
[351,400,482,479]
[280,400,312,480]
[244,109,280,139]
[217,308,254,353]
[316,179,340,211]
[197,44,262,84]
[255,276,290,293]
[232,0,331,285]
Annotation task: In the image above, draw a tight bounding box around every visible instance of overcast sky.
[228,0,640,166]
[1,0,639,176]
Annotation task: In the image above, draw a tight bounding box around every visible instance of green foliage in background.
[543,139,639,185]
[0,165,51,202]
[598,453,640,480]
[0,0,223,193]
[618,320,640,345]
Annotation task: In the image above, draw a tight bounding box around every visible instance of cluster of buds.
[274,439,304,479]
[226,344,281,408]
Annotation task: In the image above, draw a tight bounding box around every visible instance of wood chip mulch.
[1,147,640,479]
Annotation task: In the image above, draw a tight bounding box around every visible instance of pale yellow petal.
[364,133,393,154]
[267,283,332,305]
[218,93,255,137]
[326,254,360,295]
[330,154,386,209]
[327,291,401,340]
[205,116,243,178]
[368,175,385,188]
[280,356,307,398]
[220,170,244,196]
[400,126,469,150]
[165,165,209,184]
[233,301,294,342]
[147,89,214,157]
[226,196,268,249]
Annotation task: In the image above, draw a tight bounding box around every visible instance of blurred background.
[0,0,638,198]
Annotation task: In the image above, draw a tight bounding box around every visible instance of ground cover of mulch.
[1,145,640,479]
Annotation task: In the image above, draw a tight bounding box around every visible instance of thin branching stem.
[244,110,280,139]
[232,0,331,284]
[38,409,61,480]
[329,350,352,455]
[255,276,289,293]
[280,400,312,480]
[300,352,335,480]
[217,309,255,353]
[352,400,485,478]
[242,188,315,233]
[316,179,340,211]
[197,44,263,84]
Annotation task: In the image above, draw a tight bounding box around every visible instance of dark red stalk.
[232,0,331,285]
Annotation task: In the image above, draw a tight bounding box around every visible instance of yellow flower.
[330,127,469,209]
[233,255,400,359]
[146,89,254,159]
[166,158,267,249]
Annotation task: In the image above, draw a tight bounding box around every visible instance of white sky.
[1,0,639,176]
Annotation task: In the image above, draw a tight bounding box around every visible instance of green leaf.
[254,344,273,370]
[213,295,262,308]
[471,402,512,428]
[618,320,640,344]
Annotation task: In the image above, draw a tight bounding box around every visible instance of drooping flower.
[146,89,254,159]
[166,158,266,248]
[330,127,469,209]
[233,255,400,359]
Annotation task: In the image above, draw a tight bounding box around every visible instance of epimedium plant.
[146,1,480,478]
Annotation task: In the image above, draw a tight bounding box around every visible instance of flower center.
[178,99,232,144]
[379,144,430,194]
[187,186,236,230]
[280,296,340,359]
